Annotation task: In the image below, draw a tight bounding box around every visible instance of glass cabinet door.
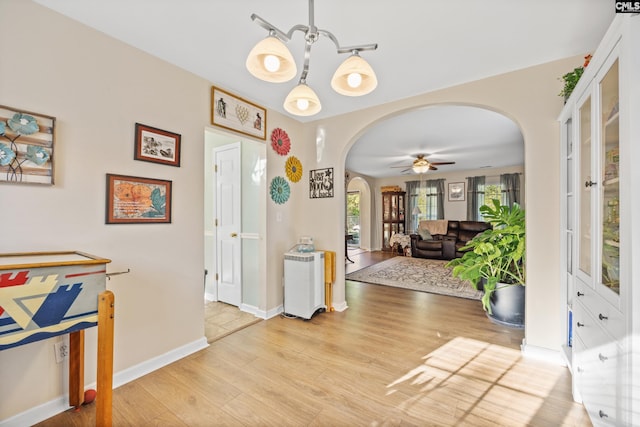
[383,195,390,221]
[383,223,390,249]
[578,95,592,283]
[599,59,620,294]
[391,195,398,220]
[565,117,574,276]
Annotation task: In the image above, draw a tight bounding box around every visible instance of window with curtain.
[467,173,521,221]
[407,179,444,231]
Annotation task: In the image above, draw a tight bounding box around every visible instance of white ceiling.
[347,105,524,177]
[34,0,614,177]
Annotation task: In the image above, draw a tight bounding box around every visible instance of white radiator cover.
[284,251,325,319]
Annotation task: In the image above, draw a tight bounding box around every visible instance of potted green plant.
[558,54,592,101]
[446,199,525,327]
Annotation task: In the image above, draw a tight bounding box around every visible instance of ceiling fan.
[392,154,455,173]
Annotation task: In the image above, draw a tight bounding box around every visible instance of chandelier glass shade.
[284,83,322,116]
[331,52,378,96]
[246,35,297,83]
[246,0,377,117]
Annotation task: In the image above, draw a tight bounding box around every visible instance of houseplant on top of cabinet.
[447,199,526,327]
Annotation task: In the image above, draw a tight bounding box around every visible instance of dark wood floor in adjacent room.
[36,250,590,426]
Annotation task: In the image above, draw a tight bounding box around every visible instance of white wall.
[0,0,210,420]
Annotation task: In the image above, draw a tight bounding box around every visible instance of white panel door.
[215,143,241,306]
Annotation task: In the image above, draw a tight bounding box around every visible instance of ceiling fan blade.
[429,165,438,171]
[429,161,455,165]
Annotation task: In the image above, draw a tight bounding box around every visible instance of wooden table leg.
[68,330,85,409]
[96,291,115,427]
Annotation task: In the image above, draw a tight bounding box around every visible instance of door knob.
[230,232,238,237]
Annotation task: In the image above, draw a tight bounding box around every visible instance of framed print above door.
[211,86,266,140]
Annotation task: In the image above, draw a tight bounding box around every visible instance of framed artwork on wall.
[448,182,465,202]
[134,123,181,167]
[309,167,334,198]
[0,105,55,185]
[106,173,172,224]
[211,86,266,140]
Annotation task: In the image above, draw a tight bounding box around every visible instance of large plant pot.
[487,283,525,328]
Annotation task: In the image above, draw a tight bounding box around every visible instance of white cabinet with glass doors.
[558,14,639,427]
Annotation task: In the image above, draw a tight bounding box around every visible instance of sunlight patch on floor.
[386,336,588,426]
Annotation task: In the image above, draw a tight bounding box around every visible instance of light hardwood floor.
[36,252,590,426]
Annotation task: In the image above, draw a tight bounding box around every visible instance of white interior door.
[214,143,241,306]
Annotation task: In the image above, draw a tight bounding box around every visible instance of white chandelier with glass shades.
[245,0,378,117]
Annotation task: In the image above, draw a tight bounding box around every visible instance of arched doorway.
[344,104,524,252]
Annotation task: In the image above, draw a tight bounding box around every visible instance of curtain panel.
[501,173,521,206]
[466,176,485,221]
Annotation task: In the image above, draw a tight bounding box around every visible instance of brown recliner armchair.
[454,221,492,257]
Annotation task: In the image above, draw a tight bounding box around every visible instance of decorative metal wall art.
[0,105,55,185]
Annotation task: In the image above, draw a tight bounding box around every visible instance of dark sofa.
[410,220,491,260]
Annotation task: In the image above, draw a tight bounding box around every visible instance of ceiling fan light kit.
[391,154,456,174]
[246,0,378,117]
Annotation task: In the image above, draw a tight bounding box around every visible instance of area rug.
[345,256,482,300]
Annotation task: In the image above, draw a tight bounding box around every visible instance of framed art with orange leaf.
[106,173,172,224]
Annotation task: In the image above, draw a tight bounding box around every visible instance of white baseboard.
[520,339,564,365]
[112,337,208,387]
[239,302,259,316]
[241,302,283,320]
[0,337,208,427]
[0,397,69,427]
[333,300,348,312]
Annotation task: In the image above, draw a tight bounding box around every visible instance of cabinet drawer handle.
[598,353,608,362]
[576,366,583,373]
[577,322,585,327]
[577,291,584,297]
[599,410,609,418]
[599,313,608,320]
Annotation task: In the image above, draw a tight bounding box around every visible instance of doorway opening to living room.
[346,176,372,258]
